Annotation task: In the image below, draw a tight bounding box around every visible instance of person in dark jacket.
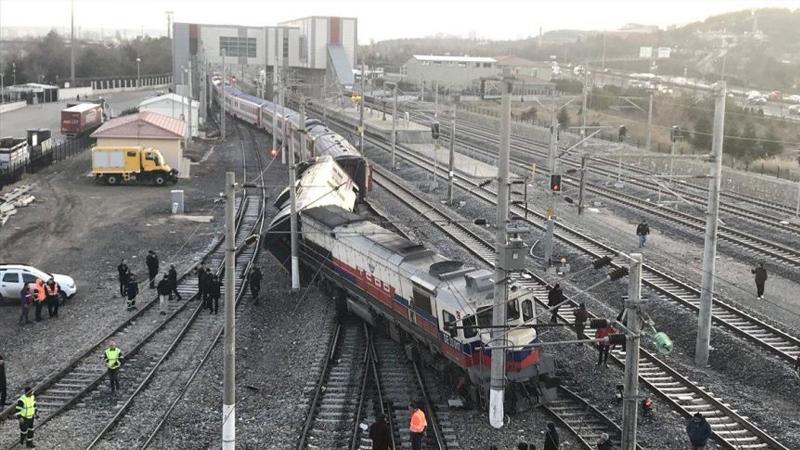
[208,275,222,315]
[517,443,536,450]
[117,260,129,297]
[686,412,712,449]
[751,262,767,300]
[19,285,33,325]
[596,432,613,450]
[636,221,650,248]
[126,274,139,311]
[547,284,563,324]
[156,275,171,316]
[167,264,181,300]
[145,250,159,289]
[0,354,6,406]
[573,303,589,339]
[544,422,559,450]
[195,262,207,302]
[248,266,263,303]
[368,413,391,450]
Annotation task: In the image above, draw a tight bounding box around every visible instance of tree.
[723,120,742,160]
[739,121,758,162]
[758,126,783,158]
[557,108,571,130]
[692,115,712,151]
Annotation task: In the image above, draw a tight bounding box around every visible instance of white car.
[789,105,800,115]
[787,95,800,104]
[0,264,77,303]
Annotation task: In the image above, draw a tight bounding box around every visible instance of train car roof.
[304,205,366,229]
[224,86,267,106]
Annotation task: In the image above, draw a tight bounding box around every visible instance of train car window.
[441,310,457,337]
[463,316,477,338]
[507,299,520,321]
[412,286,433,317]
[522,299,534,321]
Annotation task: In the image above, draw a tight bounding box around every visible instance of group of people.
[18,277,62,326]
[118,251,182,313]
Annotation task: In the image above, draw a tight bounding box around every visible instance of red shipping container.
[61,103,103,137]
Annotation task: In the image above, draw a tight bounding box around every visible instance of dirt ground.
[0,134,244,403]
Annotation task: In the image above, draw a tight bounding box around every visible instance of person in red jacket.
[595,322,617,367]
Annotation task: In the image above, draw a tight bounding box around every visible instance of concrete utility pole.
[621,253,643,450]
[543,91,557,269]
[578,155,587,215]
[166,11,173,39]
[645,91,654,152]
[391,83,398,169]
[359,61,366,155]
[448,98,457,205]
[221,49,226,141]
[187,59,193,144]
[581,63,589,141]
[136,57,141,88]
[281,28,289,165]
[489,68,513,430]
[272,28,279,159]
[70,0,75,87]
[695,81,726,367]
[288,95,301,291]
[222,171,236,450]
[322,74,327,125]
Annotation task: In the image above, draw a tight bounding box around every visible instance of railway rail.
[370,163,790,450]
[0,124,265,450]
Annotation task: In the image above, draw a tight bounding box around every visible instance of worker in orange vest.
[408,401,427,450]
[33,279,47,322]
[45,278,60,318]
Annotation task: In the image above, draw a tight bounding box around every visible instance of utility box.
[497,237,527,271]
[171,189,185,214]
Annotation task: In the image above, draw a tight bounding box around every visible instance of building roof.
[494,55,539,67]
[64,103,101,113]
[138,93,199,109]
[90,111,186,140]
[412,55,496,63]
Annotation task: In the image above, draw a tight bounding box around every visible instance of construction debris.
[0,184,35,226]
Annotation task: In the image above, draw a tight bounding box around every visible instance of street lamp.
[136,57,142,88]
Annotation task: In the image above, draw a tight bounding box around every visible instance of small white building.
[138,94,200,138]
[402,55,498,90]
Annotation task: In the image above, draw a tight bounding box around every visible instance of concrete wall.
[403,58,499,90]
[95,137,185,177]
[0,101,27,114]
[59,87,94,101]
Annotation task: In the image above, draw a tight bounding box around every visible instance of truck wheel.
[154,175,167,186]
[106,175,120,185]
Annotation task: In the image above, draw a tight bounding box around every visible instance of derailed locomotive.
[264,156,555,388]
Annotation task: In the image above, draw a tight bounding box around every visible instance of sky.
[0,0,798,42]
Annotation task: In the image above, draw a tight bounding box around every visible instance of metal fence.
[0,137,90,190]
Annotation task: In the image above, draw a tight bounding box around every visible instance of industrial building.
[401,55,498,91]
[138,94,200,138]
[172,16,357,100]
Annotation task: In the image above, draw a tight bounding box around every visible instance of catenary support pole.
[581,63,588,141]
[645,92,654,152]
[322,74,327,126]
[221,49,226,141]
[448,100,456,205]
[70,0,75,86]
[187,59,193,144]
[272,29,279,158]
[578,155,587,215]
[695,81,726,367]
[281,28,288,165]
[391,83,398,169]
[489,68,512,429]
[289,106,300,291]
[621,253,642,450]
[222,171,236,450]
[359,61,366,156]
[543,91,557,269]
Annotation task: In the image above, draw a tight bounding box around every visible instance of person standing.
[19,285,33,325]
[248,266,263,303]
[409,401,427,450]
[686,412,711,449]
[547,284,564,324]
[33,278,46,322]
[0,355,6,407]
[751,262,768,300]
[195,262,207,302]
[369,413,391,450]
[117,259,130,297]
[167,264,181,300]
[45,278,60,318]
[596,433,613,450]
[146,250,159,289]
[15,387,36,448]
[126,274,139,311]
[543,422,559,450]
[573,303,589,339]
[636,221,650,248]
[104,343,123,394]
[203,267,213,307]
[209,275,222,315]
[156,274,171,316]
[595,322,617,367]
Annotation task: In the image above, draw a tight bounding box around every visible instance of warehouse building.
[401,55,499,91]
[90,112,190,178]
[138,94,200,138]
[172,16,357,99]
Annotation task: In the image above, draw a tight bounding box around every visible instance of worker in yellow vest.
[15,386,36,448]
[104,343,123,395]
[408,401,427,450]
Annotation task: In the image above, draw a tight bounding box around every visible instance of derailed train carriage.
[263,156,556,390]
[215,84,371,199]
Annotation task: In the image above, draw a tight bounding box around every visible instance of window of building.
[483,63,492,68]
[458,62,466,68]
[442,310,457,337]
[412,285,433,317]
[220,36,257,58]
[299,36,308,61]
[283,35,289,58]
[522,299,534,321]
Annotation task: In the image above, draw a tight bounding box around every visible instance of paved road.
[0,89,163,138]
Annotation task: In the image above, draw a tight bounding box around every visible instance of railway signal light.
[608,266,629,281]
[592,256,613,269]
[431,121,440,140]
[270,148,279,159]
[670,125,681,143]
[550,174,562,192]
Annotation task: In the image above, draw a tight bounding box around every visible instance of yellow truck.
[91,146,178,186]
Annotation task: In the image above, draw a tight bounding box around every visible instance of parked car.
[789,105,800,116]
[0,264,77,303]
[787,94,800,104]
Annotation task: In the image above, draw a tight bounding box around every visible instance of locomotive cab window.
[441,310,457,337]
[412,285,433,317]
[507,299,520,321]
[463,315,477,338]
[522,299,534,321]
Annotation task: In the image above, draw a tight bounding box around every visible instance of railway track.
[0,125,265,449]
[370,163,790,450]
[360,131,800,368]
